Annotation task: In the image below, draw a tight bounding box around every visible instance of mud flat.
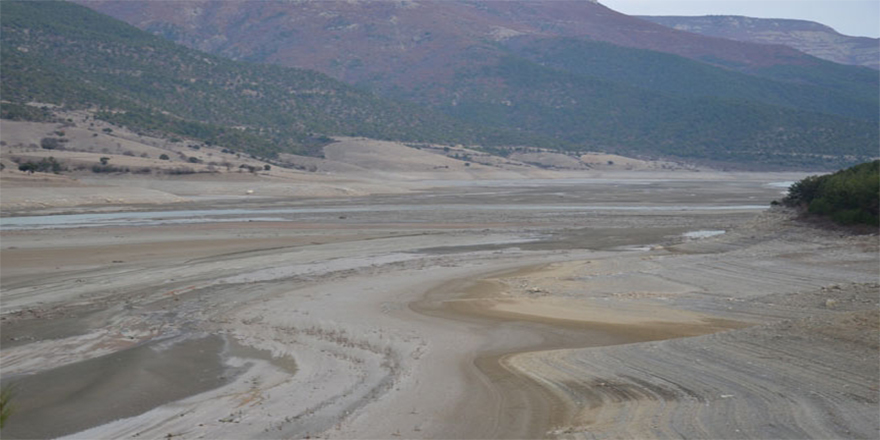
[1,175,877,439]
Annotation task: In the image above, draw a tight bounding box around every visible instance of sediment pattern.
[509,306,879,439]
[1,179,877,439]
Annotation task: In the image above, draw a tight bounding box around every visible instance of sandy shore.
[1,174,877,439]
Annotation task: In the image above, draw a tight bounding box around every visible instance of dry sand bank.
[403,209,878,439]
[1,117,811,217]
[0,176,876,439]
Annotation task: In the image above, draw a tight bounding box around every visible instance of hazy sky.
[600,0,880,38]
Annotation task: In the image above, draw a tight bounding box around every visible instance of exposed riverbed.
[1,176,876,439]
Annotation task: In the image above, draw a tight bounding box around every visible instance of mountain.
[639,15,880,70]
[1,1,557,158]
[70,0,879,168]
[4,1,877,168]
[77,0,877,124]
[76,0,838,88]
[438,55,876,165]
[502,37,877,121]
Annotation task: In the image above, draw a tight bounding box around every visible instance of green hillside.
[505,38,878,122]
[1,1,876,168]
[433,55,878,168]
[0,1,560,157]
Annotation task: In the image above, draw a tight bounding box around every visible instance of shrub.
[783,160,879,226]
[159,154,170,160]
[783,175,822,207]
[1,103,48,122]
[1,385,14,429]
[18,163,36,173]
[18,157,64,174]
[40,137,62,150]
[43,157,64,173]
[92,164,128,173]
[188,156,201,163]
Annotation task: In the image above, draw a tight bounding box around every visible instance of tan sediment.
[1,174,876,439]
[445,267,743,332]
[410,262,749,438]
[407,211,878,438]
[501,306,880,439]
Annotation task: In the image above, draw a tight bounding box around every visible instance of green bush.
[1,385,14,429]
[40,137,63,150]
[0,102,55,122]
[783,160,879,226]
[17,157,64,173]
[91,164,128,173]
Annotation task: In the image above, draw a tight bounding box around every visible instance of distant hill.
[503,37,877,121]
[70,0,879,168]
[3,1,877,169]
[76,0,827,83]
[1,1,555,158]
[437,55,877,167]
[639,15,880,70]
[77,0,876,101]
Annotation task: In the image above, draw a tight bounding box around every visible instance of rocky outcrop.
[641,15,879,69]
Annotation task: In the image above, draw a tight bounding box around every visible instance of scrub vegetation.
[783,160,880,226]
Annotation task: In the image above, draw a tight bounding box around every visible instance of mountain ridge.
[639,15,880,70]
[3,1,877,169]
[72,0,878,123]
[77,0,826,84]
[1,0,565,157]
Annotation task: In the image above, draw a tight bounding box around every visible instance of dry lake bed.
[1,175,877,439]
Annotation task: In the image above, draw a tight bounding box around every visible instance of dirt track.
[1,176,877,439]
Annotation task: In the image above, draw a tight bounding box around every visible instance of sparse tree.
[18,163,36,173]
